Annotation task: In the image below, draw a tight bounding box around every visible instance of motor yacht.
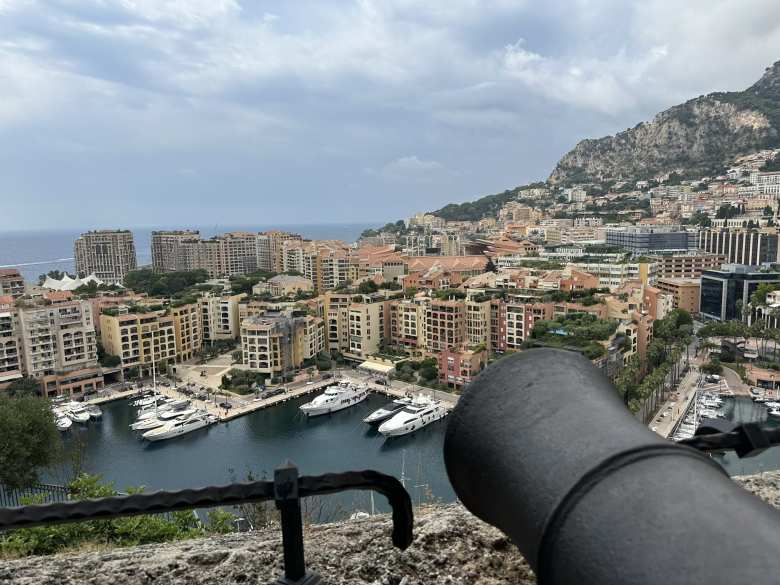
[768,408,780,418]
[85,405,102,420]
[130,417,168,432]
[65,405,91,424]
[142,412,215,442]
[159,407,196,420]
[378,397,447,437]
[363,398,412,425]
[56,417,73,431]
[299,382,369,417]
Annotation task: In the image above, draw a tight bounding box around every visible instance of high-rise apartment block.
[74,230,137,284]
[151,230,201,273]
[241,312,324,378]
[0,269,25,299]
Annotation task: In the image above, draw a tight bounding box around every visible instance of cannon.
[444,348,780,585]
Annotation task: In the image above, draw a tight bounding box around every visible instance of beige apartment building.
[650,253,726,279]
[18,300,101,396]
[74,230,137,284]
[0,269,25,299]
[171,302,202,361]
[151,230,201,273]
[257,231,304,272]
[241,313,325,378]
[253,275,314,297]
[0,296,22,385]
[425,299,466,353]
[324,292,353,353]
[100,309,177,373]
[200,293,245,342]
[656,278,701,314]
[347,300,388,361]
[389,298,427,355]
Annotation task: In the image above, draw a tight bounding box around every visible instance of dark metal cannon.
[444,348,780,585]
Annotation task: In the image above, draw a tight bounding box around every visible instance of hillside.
[433,182,546,221]
[548,60,780,184]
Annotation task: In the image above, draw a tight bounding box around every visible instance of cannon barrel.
[443,348,780,585]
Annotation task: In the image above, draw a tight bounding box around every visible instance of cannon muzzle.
[444,348,780,585]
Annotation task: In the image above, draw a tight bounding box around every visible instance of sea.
[0,223,373,282]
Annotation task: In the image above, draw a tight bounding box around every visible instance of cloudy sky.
[2,0,780,231]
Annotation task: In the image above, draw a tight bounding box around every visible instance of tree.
[6,377,40,397]
[357,280,378,294]
[687,211,712,227]
[0,394,60,489]
[764,205,774,217]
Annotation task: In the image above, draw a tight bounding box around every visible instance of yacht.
[65,405,91,424]
[56,417,73,431]
[136,399,187,420]
[768,408,780,418]
[130,417,168,432]
[85,405,102,420]
[363,398,412,425]
[378,398,447,437]
[299,382,369,417]
[142,412,215,442]
[159,407,196,420]
[133,394,166,408]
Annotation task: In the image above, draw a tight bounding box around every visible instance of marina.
[51,392,456,512]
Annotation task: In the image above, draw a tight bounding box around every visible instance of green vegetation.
[527,313,618,360]
[433,288,467,300]
[432,182,547,221]
[701,360,724,375]
[516,259,565,270]
[124,269,209,297]
[542,287,609,306]
[220,369,268,394]
[37,270,73,285]
[685,210,712,227]
[392,357,446,390]
[0,474,233,558]
[615,309,693,413]
[357,280,379,294]
[360,220,408,238]
[0,393,60,489]
[715,204,741,220]
[5,377,40,397]
[196,339,239,364]
[229,270,277,295]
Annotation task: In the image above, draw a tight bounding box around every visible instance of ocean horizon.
[0,222,377,282]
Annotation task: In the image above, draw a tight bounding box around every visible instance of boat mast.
[400,449,407,488]
[151,329,157,393]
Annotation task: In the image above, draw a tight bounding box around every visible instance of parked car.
[219,401,233,409]
[263,388,286,398]
[374,378,388,386]
[321,373,333,379]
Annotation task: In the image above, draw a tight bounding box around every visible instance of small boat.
[363,398,412,425]
[131,417,168,432]
[65,406,91,424]
[768,408,780,417]
[378,397,447,437]
[766,402,780,409]
[85,405,102,420]
[142,412,214,442]
[56,417,72,431]
[300,382,369,417]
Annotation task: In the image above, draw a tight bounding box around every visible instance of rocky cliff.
[3,472,780,585]
[548,61,780,184]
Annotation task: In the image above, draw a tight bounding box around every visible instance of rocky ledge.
[2,472,780,585]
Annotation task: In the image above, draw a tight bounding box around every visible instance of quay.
[87,372,459,424]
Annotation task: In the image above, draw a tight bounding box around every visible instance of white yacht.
[768,408,780,418]
[378,397,447,437]
[85,405,102,420]
[300,382,369,417]
[363,398,412,425]
[65,405,91,424]
[142,412,215,442]
[56,417,73,431]
[130,417,168,432]
[159,407,196,420]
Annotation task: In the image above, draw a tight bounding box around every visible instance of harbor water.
[719,396,780,476]
[52,393,455,515]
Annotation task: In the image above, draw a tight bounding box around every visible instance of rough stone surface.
[3,472,780,585]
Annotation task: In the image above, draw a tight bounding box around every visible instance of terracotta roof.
[0,268,21,277]
[0,295,14,305]
[404,256,488,272]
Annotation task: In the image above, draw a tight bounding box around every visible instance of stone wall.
[2,472,780,585]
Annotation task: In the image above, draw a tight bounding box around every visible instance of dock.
[97,374,459,424]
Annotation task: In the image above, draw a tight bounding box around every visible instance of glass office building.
[699,265,780,321]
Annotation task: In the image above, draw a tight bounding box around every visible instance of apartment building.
[0,296,22,384]
[254,275,314,297]
[218,232,258,277]
[347,300,387,360]
[257,231,304,272]
[19,300,101,396]
[389,298,427,355]
[698,228,780,266]
[200,293,245,342]
[241,312,324,377]
[324,292,353,353]
[100,309,177,373]
[505,300,553,350]
[74,230,137,284]
[151,230,201,272]
[569,261,657,290]
[171,302,202,362]
[0,269,25,299]
[437,347,488,389]
[650,253,726,279]
[465,298,492,349]
[425,299,466,353]
[656,278,701,314]
[280,240,350,292]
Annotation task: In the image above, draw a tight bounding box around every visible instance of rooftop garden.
[525,313,619,360]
